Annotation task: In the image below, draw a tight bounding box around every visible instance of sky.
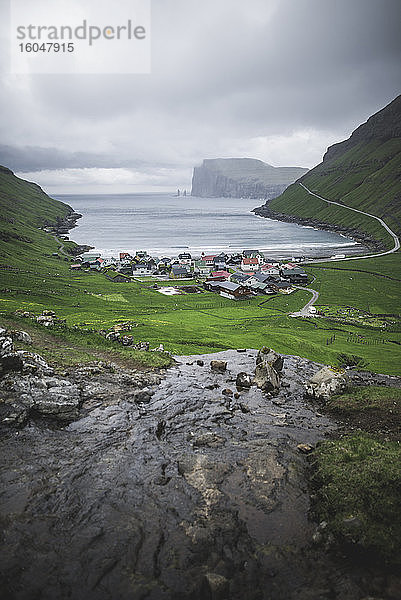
[0,0,400,194]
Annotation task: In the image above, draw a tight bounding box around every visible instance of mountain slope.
[254,96,401,248]
[191,157,308,199]
[0,165,78,269]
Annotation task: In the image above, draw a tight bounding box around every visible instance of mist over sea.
[55,193,363,258]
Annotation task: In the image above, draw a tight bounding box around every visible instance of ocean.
[54,193,363,258]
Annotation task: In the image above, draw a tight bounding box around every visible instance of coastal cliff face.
[191,158,308,199]
[254,95,401,247]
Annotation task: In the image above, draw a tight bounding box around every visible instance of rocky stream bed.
[0,334,399,600]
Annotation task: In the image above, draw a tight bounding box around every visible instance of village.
[70,249,309,300]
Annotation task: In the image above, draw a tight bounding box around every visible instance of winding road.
[290,183,400,316]
[299,183,400,262]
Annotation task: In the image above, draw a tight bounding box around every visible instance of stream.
[0,350,377,599]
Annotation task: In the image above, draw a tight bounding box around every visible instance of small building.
[211,270,230,280]
[201,254,217,266]
[70,263,81,271]
[270,281,293,294]
[280,267,308,284]
[178,252,192,265]
[241,257,260,271]
[171,266,191,279]
[119,252,132,261]
[213,281,252,300]
[231,272,253,285]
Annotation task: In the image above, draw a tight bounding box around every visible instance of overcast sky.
[0,0,400,193]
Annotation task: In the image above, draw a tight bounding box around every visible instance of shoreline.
[252,201,385,254]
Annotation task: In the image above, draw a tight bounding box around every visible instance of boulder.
[236,372,253,389]
[256,346,284,372]
[0,333,13,357]
[305,366,348,401]
[202,572,229,600]
[0,353,24,375]
[253,361,281,392]
[12,331,33,345]
[210,360,227,373]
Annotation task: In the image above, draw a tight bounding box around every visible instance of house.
[70,263,81,271]
[280,267,308,284]
[201,254,217,267]
[211,270,230,280]
[241,257,260,271]
[246,272,270,286]
[102,257,118,267]
[119,252,132,261]
[132,263,153,275]
[171,266,190,278]
[106,272,131,283]
[243,249,263,260]
[260,265,280,278]
[231,272,253,285]
[226,253,242,265]
[270,281,293,294]
[209,281,252,300]
[178,252,192,265]
[248,281,274,294]
[194,260,211,275]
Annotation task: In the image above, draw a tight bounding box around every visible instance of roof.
[232,273,251,282]
[242,257,259,265]
[251,272,270,283]
[274,281,292,288]
[212,270,230,278]
[172,266,190,275]
[217,281,243,292]
[202,255,217,261]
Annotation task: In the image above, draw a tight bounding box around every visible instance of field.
[1,236,400,373]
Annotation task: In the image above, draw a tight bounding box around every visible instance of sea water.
[55,193,363,258]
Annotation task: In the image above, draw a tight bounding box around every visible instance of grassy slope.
[0,167,400,374]
[267,99,401,248]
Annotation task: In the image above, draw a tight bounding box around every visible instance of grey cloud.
[0,0,400,179]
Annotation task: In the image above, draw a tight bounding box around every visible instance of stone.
[0,352,24,375]
[256,346,284,372]
[0,333,14,357]
[0,402,28,427]
[253,362,280,393]
[222,388,233,396]
[305,366,348,401]
[196,359,204,366]
[12,331,32,345]
[210,360,227,373]
[236,372,253,389]
[297,443,314,454]
[202,572,229,600]
[193,433,225,448]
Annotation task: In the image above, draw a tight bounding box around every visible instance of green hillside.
[255,96,401,248]
[0,165,75,269]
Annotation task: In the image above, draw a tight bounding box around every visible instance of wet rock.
[256,346,284,373]
[222,388,233,396]
[0,352,23,375]
[202,572,230,599]
[197,359,204,366]
[211,360,227,373]
[0,402,28,427]
[12,330,32,345]
[236,372,253,390]
[305,366,348,401]
[253,361,280,393]
[193,433,225,448]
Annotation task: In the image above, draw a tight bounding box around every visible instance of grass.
[311,432,401,565]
